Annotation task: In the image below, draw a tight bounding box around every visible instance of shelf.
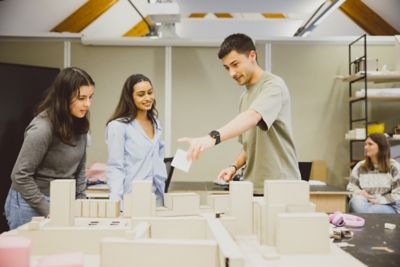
[349,95,400,102]
[342,71,400,83]
[347,137,400,142]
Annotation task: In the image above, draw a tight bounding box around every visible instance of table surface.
[336,214,400,267]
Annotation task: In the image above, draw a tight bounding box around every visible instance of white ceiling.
[0,0,399,39]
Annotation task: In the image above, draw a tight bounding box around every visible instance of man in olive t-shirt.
[179,33,300,192]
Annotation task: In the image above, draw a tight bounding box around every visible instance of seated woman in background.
[347,133,400,214]
[106,74,167,206]
[5,67,95,229]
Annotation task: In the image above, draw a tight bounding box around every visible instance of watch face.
[209,130,221,144]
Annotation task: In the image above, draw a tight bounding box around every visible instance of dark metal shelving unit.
[348,34,368,164]
[347,35,400,166]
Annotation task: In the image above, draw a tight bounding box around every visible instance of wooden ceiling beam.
[340,0,399,35]
[52,0,118,33]
[124,16,153,37]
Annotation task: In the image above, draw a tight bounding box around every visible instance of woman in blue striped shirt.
[106,74,167,206]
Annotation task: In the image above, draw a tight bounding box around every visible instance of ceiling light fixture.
[294,0,346,37]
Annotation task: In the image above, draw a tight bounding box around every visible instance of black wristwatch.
[208,130,221,145]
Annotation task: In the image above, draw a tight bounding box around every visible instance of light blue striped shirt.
[105,118,167,201]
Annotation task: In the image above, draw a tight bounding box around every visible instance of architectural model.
[0,179,366,267]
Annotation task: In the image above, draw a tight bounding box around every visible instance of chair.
[298,161,312,181]
[163,157,175,193]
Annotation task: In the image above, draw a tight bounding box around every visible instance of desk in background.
[169,182,349,213]
[85,181,349,213]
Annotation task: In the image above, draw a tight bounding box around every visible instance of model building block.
[207,193,230,214]
[75,199,83,217]
[81,200,90,217]
[264,204,286,246]
[122,193,132,217]
[98,201,106,218]
[100,238,218,267]
[37,252,84,267]
[0,235,31,267]
[286,203,316,213]
[132,217,206,239]
[164,192,200,216]
[50,180,75,226]
[276,213,330,254]
[205,216,244,267]
[264,180,309,205]
[106,200,120,218]
[125,222,150,239]
[131,181,154,217]
[253,197,267,244]
[229,181,253,235]
[89,200,98,217]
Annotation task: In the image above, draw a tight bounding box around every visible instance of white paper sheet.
[171,149,192,172]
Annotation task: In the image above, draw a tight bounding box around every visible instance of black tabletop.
[335,214,400,267]
[169,181,346,194]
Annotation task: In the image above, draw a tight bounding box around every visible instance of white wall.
[1,37,398,188]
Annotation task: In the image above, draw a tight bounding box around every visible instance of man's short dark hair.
[218,33,256,59]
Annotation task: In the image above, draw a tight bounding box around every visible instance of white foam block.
[205,217,244,267]
[37,252,84,267]
[265,204,286,246]
[131,181,154,217]
[89,200,98,217]
[132,217,206,239]
[286,202,316,213]
[164,192,200,216]
[276,213,330,254]
[264,180,309,205]
[126,222,150,239]
[98,201,106,218]
[75,199,83,217]
[49,180,75,226]
[207,193,230,214]
[122,193,132,218]
[81,200,90,217]
[253,197,267,244]
[229,181,253,235]
[106,200,120,218]
[171,149,192,172]
[100,238,218,267]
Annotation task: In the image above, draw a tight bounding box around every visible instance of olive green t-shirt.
[239,71,301,194]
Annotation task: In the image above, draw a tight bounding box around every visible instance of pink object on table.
[37,252,84,267]
[328,212,365,227]
[0,235,32,267]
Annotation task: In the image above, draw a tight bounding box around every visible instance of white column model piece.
[229,181,253,235]
[49,179,75,226]
[164,192,200,216]
[276,213,330,254]
[131,180,155,217]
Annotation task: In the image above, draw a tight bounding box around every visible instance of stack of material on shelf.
[355,88,400,97]
[345,128,366,140]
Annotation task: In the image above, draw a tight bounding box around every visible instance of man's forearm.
[217,109,261,143]
[233,149,247,170]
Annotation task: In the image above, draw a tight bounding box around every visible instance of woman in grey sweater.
[4,67,95,229]
[347,133,400,213]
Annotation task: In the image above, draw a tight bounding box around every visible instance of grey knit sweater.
[11,113,87,216]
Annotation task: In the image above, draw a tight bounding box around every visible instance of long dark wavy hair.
[362,133,391,172]
[107,74,158,126]
[36,67,95,145]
